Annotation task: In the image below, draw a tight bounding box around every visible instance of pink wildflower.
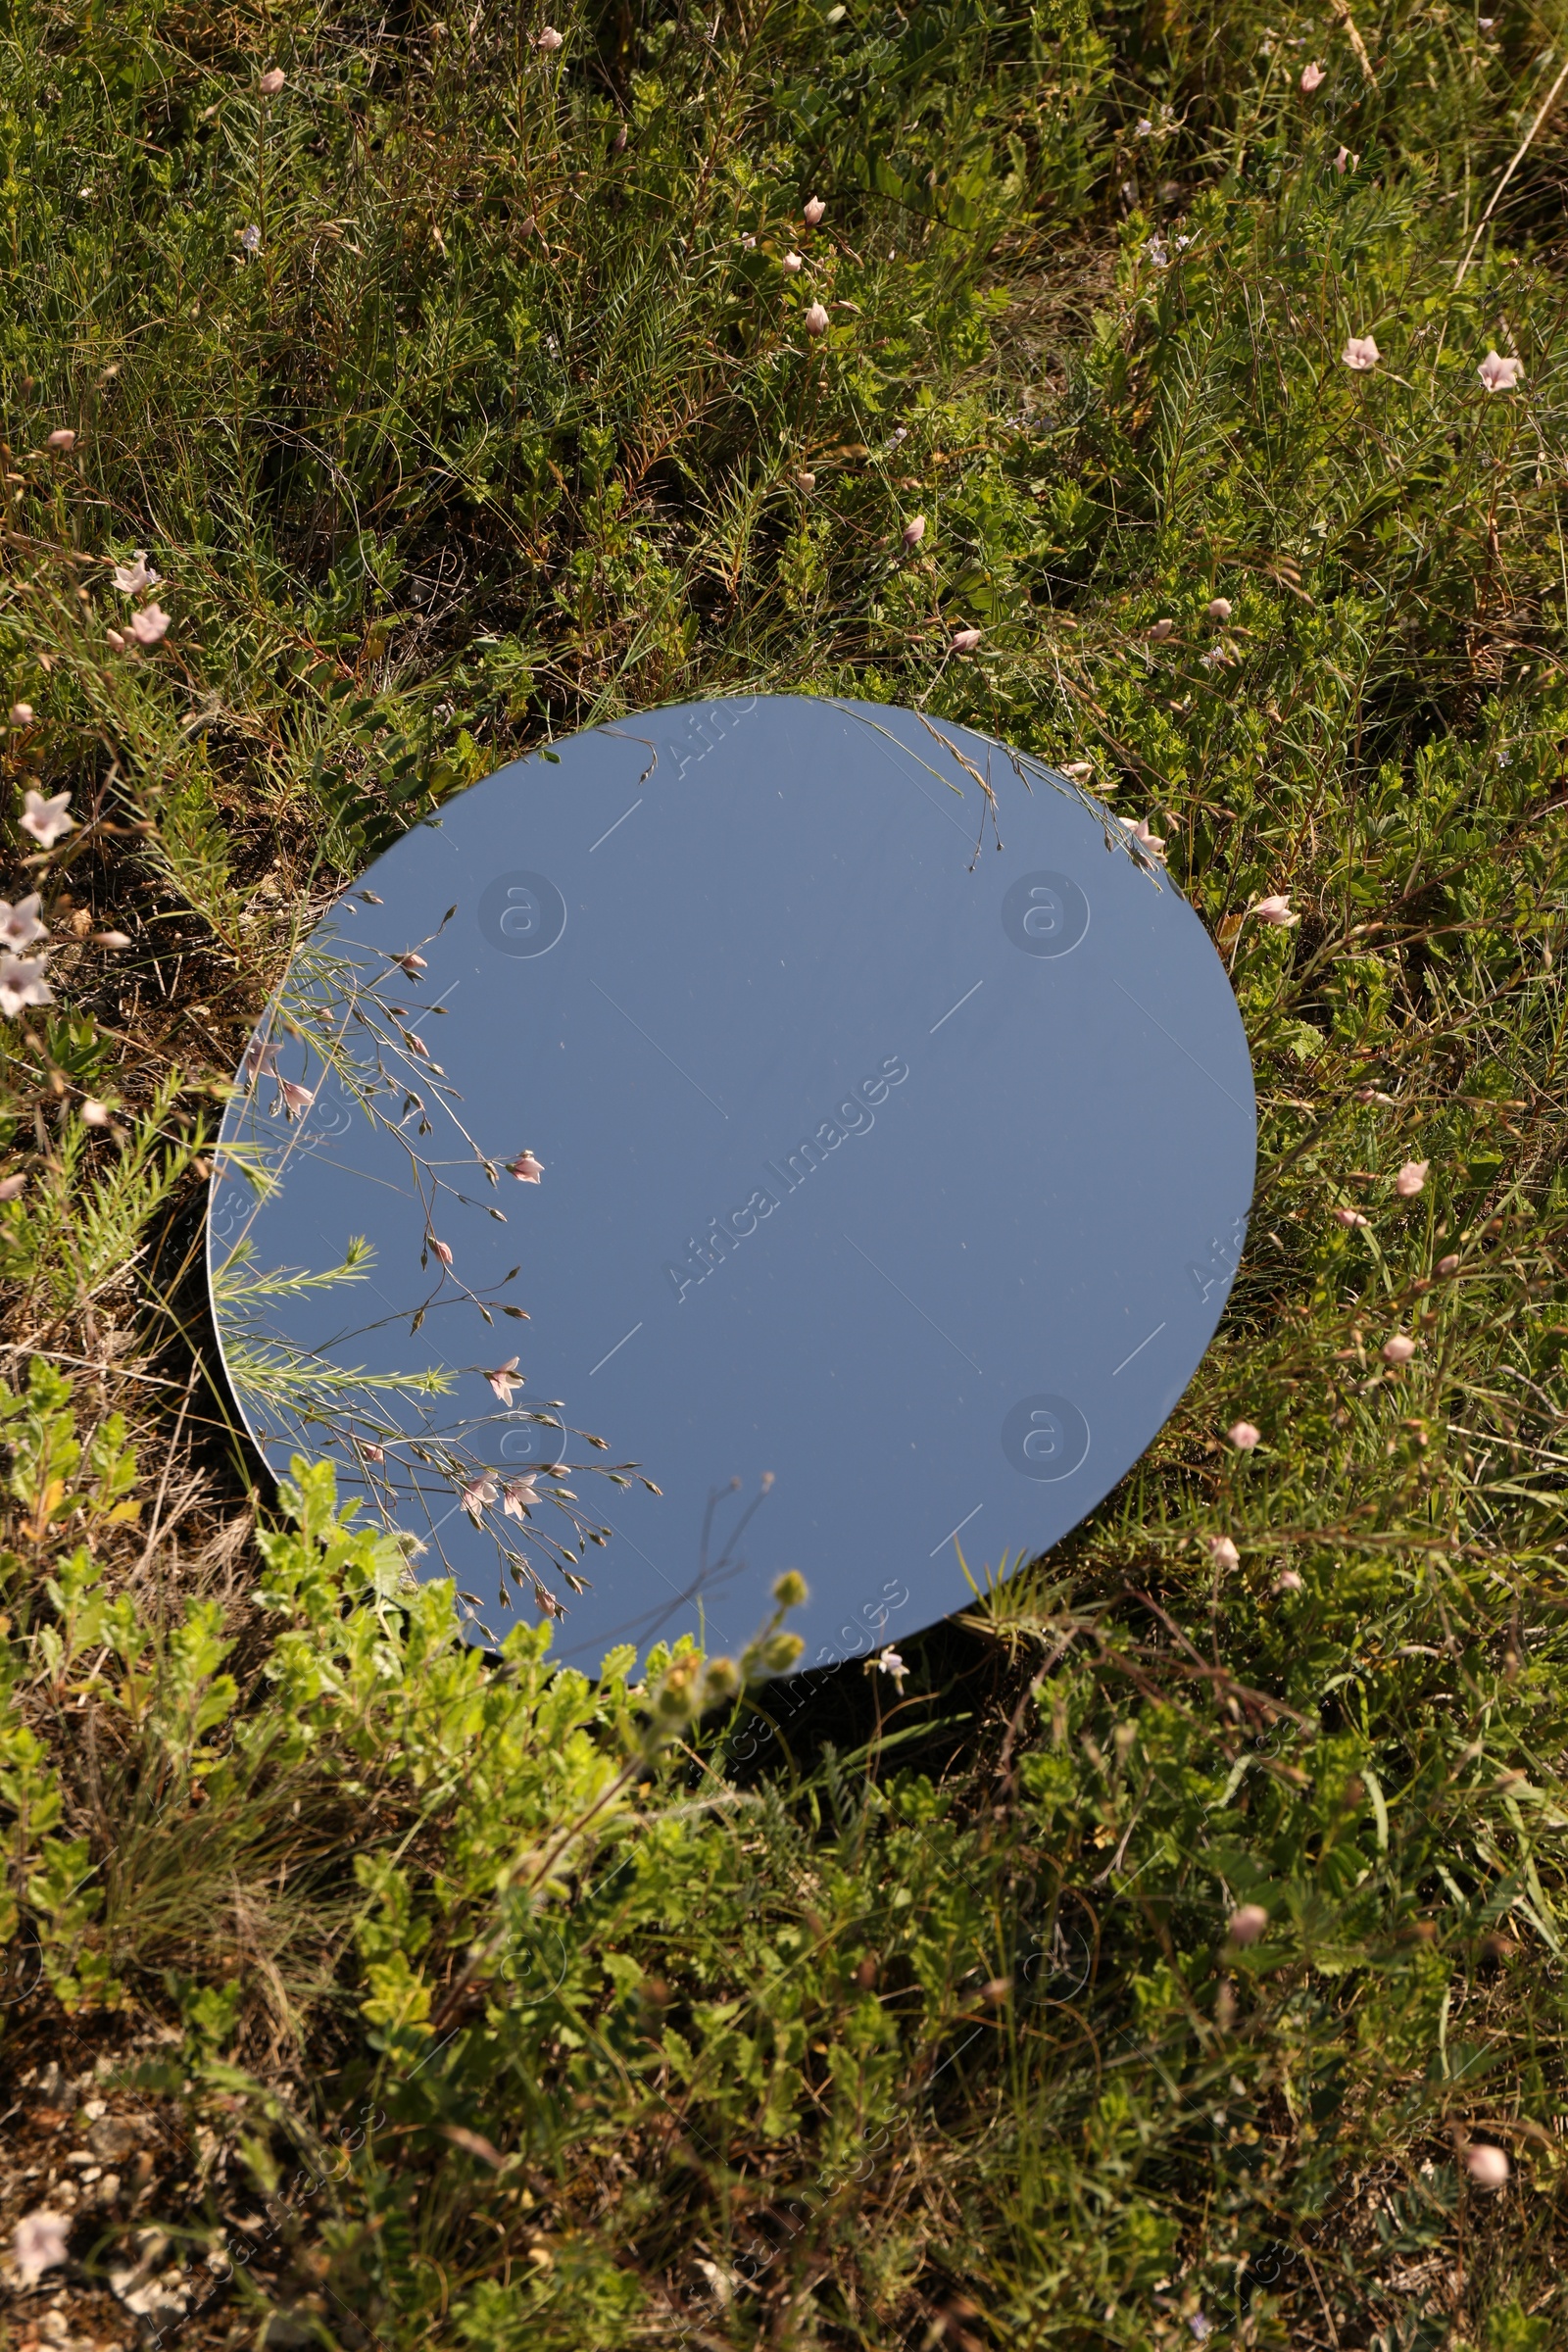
[460,1473,499,1521]
[1227,1420,1261,1450]
[781,251,803,272]
[483,1356,523,1404]
[536,24,564,47]
[1149,617,1173,639]
[1342,333,1381,372]
[0,1172,25,1201]
[1274,1569,1303,1593]
[508,1150,545,1183]
[1478,350,1523,393]
[1228,1903,1268,1945]
[259,67,286,95]
[1333,1206,1368,1228]
[20,789,74,848]
[1395,1158,1428,1198]
[1252,894,1298,927]
[803,301,829,335]
[1465,2143,1510,2188]
[0,956,53,1017]
[80,1100,112,1127]
[1299,60,1325,91]
[129,602,172,646]
[1382,1333,1417,1365]
[46,429,75,452]
[950,626,982,654]
[13,2210,70,2284]
[111,551,157,595]
[242,1037,281,1087]
[1119,813,1168,863]
[430,1236,454,1267]
[803,195,825,225]
[903,514,926,548]
[0,895,45,951]
[9,703,33,727]
[279,1080,316,1118]
[1205,596,1232,621]
[1206,1535,1240,1570]
[502,1475,539,1518]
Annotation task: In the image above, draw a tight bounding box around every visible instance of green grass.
[3,0,1568,2345]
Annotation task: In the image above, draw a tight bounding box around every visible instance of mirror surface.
[209,696,1255,1670]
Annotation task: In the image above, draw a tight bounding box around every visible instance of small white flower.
[9,702,33,727]
[1332,1205,1368,1228]
[46,428,76,451]
[111,550,158,595]
[259,67,286,96]
[20,789,74,848]
[1342,332,1381,372]
[1382,1332,1417,1365]
[502,1475,539,1518]
[0,955,53,1017]
[1227,1420,1261,1450]
[1252,893,1298,927]
[874,1644,907,1688]
[1299,59,1325,91]
[781,251,803,272]
[1478,349,1523,393]
[1136,117,1153,136]
[1206,1535,1239,1570]
[0,894,45,951]
[1394,1158,1428,1198]
[803,301,829,335]
[279,1079,316,1118]
[1145,236,1169,268]
[803,195,825,225]
[483,1356,523,1404]
[1228,1903,1268,1944]
[902,514,926,548]
[950,625,982,653]
[536,24,564,47]
[461,1472,499,1521]
[13,2210,70,2285]
[1465,2143,1510,2188]
[129,602,172,645]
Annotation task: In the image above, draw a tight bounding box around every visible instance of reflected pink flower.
[0,955,53,1016]
[430,1236,454,1267]
[1343,333,1381,371]
[242,1037,281,1087]
[503,1475,539,1518]
[0,894,45,951]
[14,2210,70,2284]
[1382,1333,1416,1364]
[484,1356,523,1403]
[111,551,158,595]
[20,789,74,848]
[259,67,286,95]
[1395,1158,1428,1198]
[804,195,826,225]
[781,251,803,272]
[1227,1420,1260,1450]
[9,702,33,727]
[1299,60,1325,90]
[1465,2143,1510,2188]
[951,626,982,652]
[0,1172,25,1201]
[129,602,172,645]
[279,1080,315,1118]
[1206,1535,1240,1569]
[1478,350,1522,393]
[803,302,829,335]
[903,514,926,548]
[1333,1206,1368,1228]
[508,1149,545,1183]
[46,429,76,452]
[1228,1903,1268,1944]
[1253,894,1298,926]
[1119,813,1167,863]
[461,1472,499,1521]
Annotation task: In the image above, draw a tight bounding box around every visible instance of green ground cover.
[2,0,1568,2343]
